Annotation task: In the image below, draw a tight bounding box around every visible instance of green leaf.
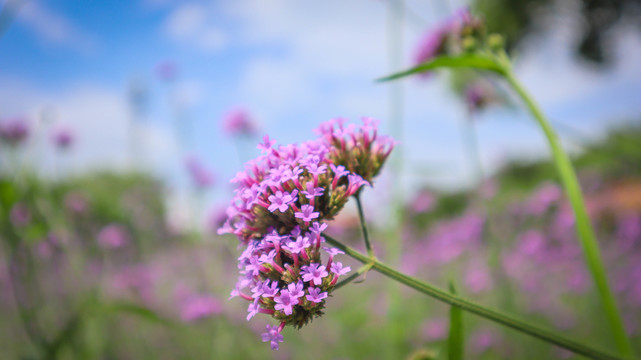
[447,282,464,360]
[376,54,506,82]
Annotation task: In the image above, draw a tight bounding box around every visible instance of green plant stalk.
[447,282,464,360]
[503,70,632,357]
[324,234,625,360]
[354,195,375,258]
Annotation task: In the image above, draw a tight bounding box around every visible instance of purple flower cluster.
[219,118,394,350]
[413,8,484,70]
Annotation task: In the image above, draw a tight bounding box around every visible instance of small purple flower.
[274,290,296,315]
[286,236,310,254]
[306,287,328,303]
[267,190,298,213]
[257,134,276,153]
[251,280,265,298]
[245,255,262,277]
[287,281,304,299]
[330,262,351,276]
[301,181,324,200]
[261,280,279,298]
[295,204,320,222]
[346,174,369,196]
[301,263,328,285]
[258,250,277,264]
[330,164,349,188]
[310,222,328,236]
[247,299,261,320]
[306,162,327,177]
[261,324,284,350]
[324,247,344,257]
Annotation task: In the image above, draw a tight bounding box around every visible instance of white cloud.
[17,1,97,54]
[163,2,227,53]
[0,78,179,178]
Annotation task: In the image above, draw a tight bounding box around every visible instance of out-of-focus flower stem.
[379,49,633,358]
[502,65,633,358]
[324,234,625,360]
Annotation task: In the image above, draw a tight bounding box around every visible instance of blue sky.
[1,0,640,225]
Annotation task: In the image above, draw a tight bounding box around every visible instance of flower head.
[0,117,29,146]
[50,126,74,150]
[97,224,129,249]
[222,108,257,137]
[219,118,394,350]
[185,156,215,189]
[413,8,484,75]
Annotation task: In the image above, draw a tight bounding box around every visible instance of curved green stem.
[354,195,375,258]
[325,234,626,360]
[503,70,632,357]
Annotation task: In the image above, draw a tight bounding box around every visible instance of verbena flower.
[413,8,484,74]
[185,156,216,189]
[0,117,29,147]
[97,224,129,249]
[222,108,257,137]
[50,126,74,150]
[219,118,394,350]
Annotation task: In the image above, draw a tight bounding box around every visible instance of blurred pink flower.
[422,317,448,341]
[480,179,498,199]
[413,8,480,72]
[174,285,222,322]
[464,260,493,293]
[185,156,215,188]
[410,189,436,213]
[221,108,257,137]
[469,328,500,354]
[111,265,158,304]
[155,60,177,82]
[10,203,31,227]
[64,191,89,214]
[50,126,74,150]
[0,117,29,146]
[97,224,129,249]
[424,212,484,264]
[616,213,641,252]
[525,182,562,215]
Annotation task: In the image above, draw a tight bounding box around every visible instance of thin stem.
[503,70,633,357]
[354,195,375,258]
[325,235,625,360]
[333,263,374,290]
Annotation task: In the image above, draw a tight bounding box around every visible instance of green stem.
[333,263,374,290]
[503,70,633,357]
[354,195,375,258]
[325,234,625,360]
